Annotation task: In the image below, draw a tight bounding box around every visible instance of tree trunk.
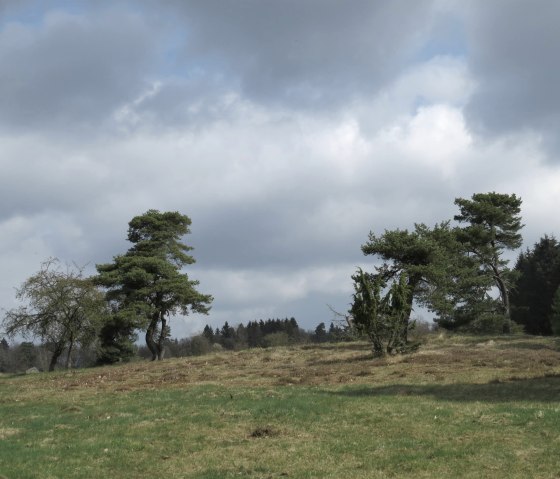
[403,276,420,344]
[156,317,167,360]
[65,340,74,369]
[49,343,64,372]
[491,265,512,333]
[145,315,159,361]
[370,333,385,358]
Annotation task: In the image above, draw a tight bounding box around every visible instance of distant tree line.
[137,318,350,360]
[0,339,98,373]
[0,318,350,372]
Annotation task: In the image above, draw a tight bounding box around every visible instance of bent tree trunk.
[145,314,159,361]
[157,317,167,360]
[145,313,168,360]
[49,342,65,372]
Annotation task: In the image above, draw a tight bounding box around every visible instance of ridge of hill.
[2,334,560,478]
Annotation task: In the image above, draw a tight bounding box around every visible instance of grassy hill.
[2,334,560,478]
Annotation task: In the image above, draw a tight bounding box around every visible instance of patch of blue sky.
[1,0,89,28]
[414,13,468,63]
[158,27,192,78]
[411,95,433,112]
[158,28,234,85]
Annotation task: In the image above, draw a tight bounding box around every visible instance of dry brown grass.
[9,334,560,402]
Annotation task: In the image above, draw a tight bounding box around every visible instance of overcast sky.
[1,1,560,338]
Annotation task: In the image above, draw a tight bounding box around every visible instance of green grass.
[2,335,560,478]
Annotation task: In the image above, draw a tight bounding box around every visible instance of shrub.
[263,332,290,348]
[460,313,524,334]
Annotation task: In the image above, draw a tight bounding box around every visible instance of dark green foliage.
[194,317,346,352]
[360,225,429,336]
[362,193,524,334]
[510,235,560,335]
[218,321,236,349]
[350,268,413,357]
[459,313,509,334]
[362,222,481,333]
[327,322,347,341]
[96,210,212,361]
[235,323,248,349]
[0,341,102,373]
[189,335,213,355]
[454,192,523,332]
[0,338,11,373]
[314,321,352,342]
[131,317,347,360]
[263,331,290,347]
[14,341,37,370]
[247,321,264,347]
[209,317,305,349]
[314,322,328,343]
[220,321,234,338]
[2,259,108,371]
[202,324,215,343]
[550,286,560,335]
[96,314,137,364]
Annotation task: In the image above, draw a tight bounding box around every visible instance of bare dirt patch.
[0,428,20,440]
[250,426,279,438]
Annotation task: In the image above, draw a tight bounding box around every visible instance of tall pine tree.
[454,192,523,333]
[96,210,212,361]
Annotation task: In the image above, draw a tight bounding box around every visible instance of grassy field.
[2,334,560,478]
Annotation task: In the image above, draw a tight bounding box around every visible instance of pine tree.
[362,222,480,335]
[350,269,413,357]
[314,322,327,343]
[454,192,523,332]
[96,210,212,361]
[202,325,215,343]
[247,321,263,348]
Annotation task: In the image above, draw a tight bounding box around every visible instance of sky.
[1,1,560,338]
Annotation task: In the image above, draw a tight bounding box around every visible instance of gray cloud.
[155,0,437,109]
[463,1,560,157]
[0,1,449,137]
[116,78,238,133]
[0,8,161,135]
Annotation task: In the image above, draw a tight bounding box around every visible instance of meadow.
[2,334,560,478]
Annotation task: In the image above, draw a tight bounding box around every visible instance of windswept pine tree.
[96,210,212,361]
[361,221,481,338]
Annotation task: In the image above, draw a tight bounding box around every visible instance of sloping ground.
[2,334,560,479]
[6,334,560,400]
